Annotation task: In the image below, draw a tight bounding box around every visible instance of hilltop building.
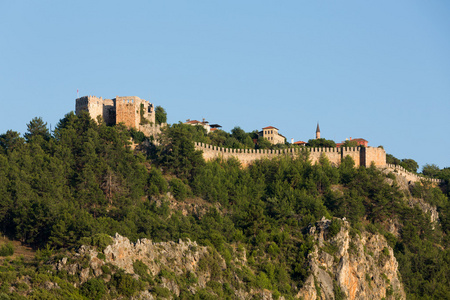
[316,123,321,139]
[75,95,162,137]
[76,95,155,128]
[184,119,222,133]
[209,125,222,132]
[259,126,286,145]
[336,138,368,147]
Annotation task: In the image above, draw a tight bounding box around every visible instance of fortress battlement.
[74,97,441,184]
[195,142,442,184]
[384,164,443,183]
[194,142,386,168]
[75,95,155,128]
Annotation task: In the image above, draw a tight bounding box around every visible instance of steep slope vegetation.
[0,114,448,299]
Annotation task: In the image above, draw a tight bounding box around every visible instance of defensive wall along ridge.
[194,143,443,184]
[382,164,443,184]
[194,142,386,168]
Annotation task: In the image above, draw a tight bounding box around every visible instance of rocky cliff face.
[297,218,406,300]
[54,234,275,299]
[52,221,407,299]
[103,233,209,278]
[55,234,215,298]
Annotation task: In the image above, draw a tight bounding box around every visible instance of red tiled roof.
[185,120,201,124]
[262,126,278,130]
[337,138,368,147]
[293,141,306,145]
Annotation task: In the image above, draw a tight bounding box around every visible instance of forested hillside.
[0,112,449,299]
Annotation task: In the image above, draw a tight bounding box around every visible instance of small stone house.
[259,126,286,145]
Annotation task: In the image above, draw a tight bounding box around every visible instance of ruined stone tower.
[75,95,155,129]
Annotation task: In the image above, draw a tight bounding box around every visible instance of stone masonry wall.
[341,147,362,167]
[140,123,166,138]
[102,99,116,126]
[383,164,443,184]
[115,96,140,128]
[308,147,342,166]
[195,143,386,168]
[75,96,104,122]
[363,147,387,167]
[195,143,443,184]
[76,95,155,130]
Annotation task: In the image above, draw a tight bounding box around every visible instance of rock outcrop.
[297,218,406,300]
[103,233,208,277]
[56,234,214,295]
[54,234,277,299]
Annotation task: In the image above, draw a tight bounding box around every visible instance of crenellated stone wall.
[383,164,443,184]
[194,143,387,168]
[195,143,443,184]
[362,146,387,168]
[139,123,166,138]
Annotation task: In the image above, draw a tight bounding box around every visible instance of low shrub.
[327,220,341,239]
[0,243,14,257]
[80,278,106,300]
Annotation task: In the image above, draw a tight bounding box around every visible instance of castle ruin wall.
[139,123,166,138]
[115,96,140,128]
[75,96,104,122]
[384,164,443,184]
[196,143,441,184]
[195,143,387,169]
[103,98,116,126]
[363,147,387,167]
[75,95,156,131]
[342,147,362,167]
[308,147,342,166]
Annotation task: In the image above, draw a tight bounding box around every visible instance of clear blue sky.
[1,1,449,169]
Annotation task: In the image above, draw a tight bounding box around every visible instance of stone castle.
[75,95,163,136]
[75,96,441,184]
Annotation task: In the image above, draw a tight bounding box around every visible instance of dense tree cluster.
[306,138,337,148]
[155,106,167,125]
[0,113,448,298]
